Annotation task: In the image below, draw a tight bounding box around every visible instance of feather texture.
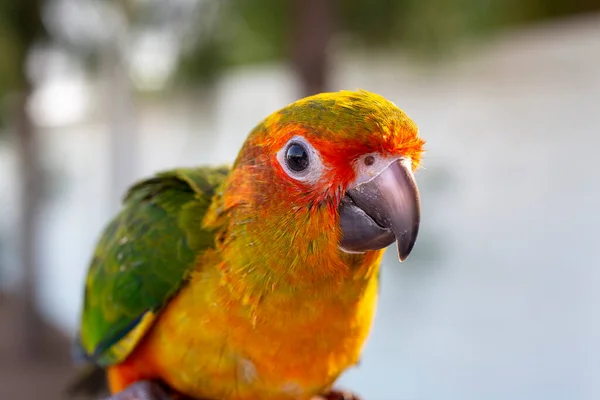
[77,90,425,400]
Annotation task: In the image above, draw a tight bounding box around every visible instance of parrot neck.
[217,200,383,300]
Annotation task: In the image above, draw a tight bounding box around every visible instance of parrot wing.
[78,166,229,366]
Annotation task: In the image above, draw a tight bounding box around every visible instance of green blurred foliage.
[176,0,600,82]
[176,0,290,85]
[0,24,21,104]
[0,0,46,127]
[223,0,289,66]
[0,0,46,88]
[0,0,599,95]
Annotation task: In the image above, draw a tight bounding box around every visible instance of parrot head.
[216,90,424,275]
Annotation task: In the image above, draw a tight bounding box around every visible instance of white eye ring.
[276,135,325,183]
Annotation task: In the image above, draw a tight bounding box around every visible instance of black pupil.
[285,143,309,172]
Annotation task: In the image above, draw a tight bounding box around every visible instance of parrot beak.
[339,158,421,261]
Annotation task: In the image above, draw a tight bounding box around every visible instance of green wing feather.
[78,166,229,366]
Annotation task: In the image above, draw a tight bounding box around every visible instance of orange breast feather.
[108,250,382,400]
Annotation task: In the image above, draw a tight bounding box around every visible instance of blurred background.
[1,1,600,399]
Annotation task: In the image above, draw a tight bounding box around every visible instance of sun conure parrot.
[75,90,425,400]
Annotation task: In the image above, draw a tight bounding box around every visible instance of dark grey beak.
[339,158,420,261]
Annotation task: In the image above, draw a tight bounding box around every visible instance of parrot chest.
[139,266,380,400]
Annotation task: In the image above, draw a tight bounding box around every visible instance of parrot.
[74,90,425,400]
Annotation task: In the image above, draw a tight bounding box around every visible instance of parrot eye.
[276,135,325,183]
[285,143,309,172]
